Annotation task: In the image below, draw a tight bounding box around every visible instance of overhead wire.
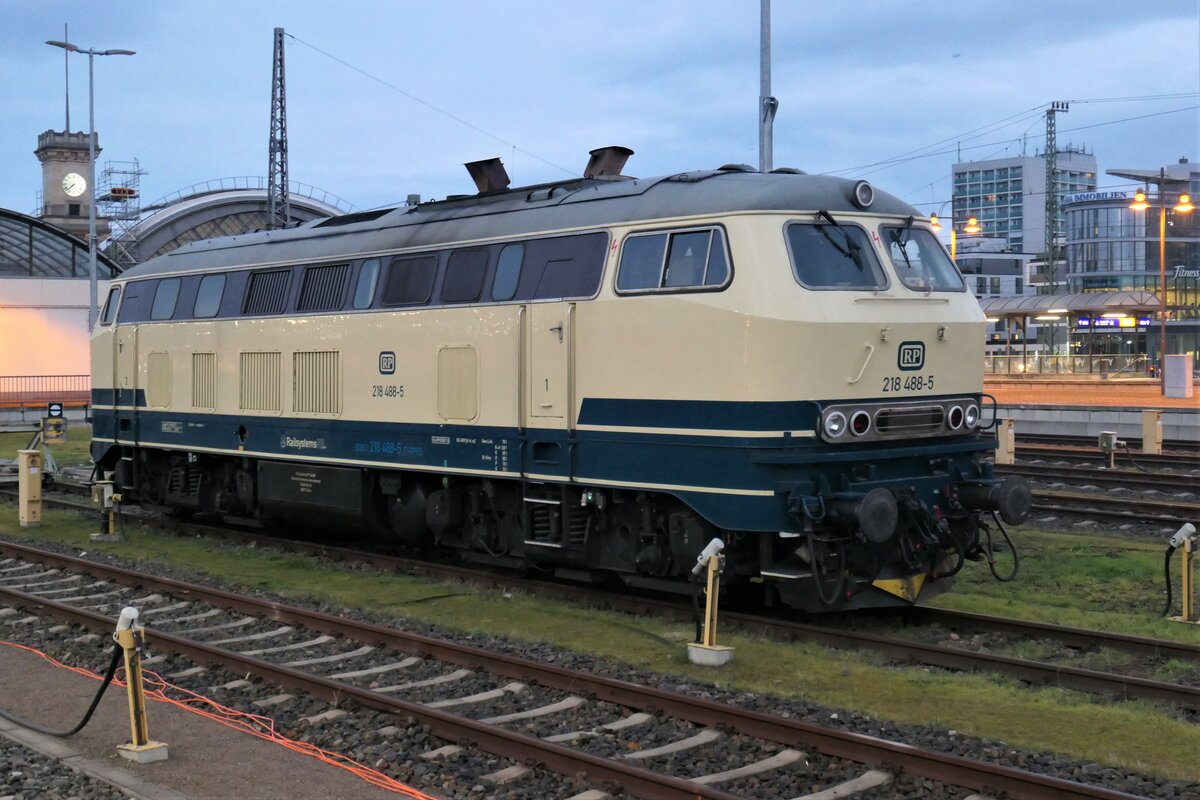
[285,33,577,178]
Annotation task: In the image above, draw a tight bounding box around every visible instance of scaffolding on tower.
[98,158,147,271]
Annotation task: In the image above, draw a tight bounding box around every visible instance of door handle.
[548,323,563,343]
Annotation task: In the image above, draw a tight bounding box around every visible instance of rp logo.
[898,341,925,371]
[378,351,396,375]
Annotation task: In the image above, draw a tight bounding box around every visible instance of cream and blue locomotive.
[90,148,1029,612]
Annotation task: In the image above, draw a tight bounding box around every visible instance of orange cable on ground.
[0,640,440,799]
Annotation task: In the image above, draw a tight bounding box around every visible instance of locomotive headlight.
[947,405,964,430]
[852,180,874,209]
[823,411,847,438]
[849,410,872,436]
[965,403,980,429]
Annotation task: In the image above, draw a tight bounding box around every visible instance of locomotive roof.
[122,169,921,278]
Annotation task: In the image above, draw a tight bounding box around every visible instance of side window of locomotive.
[150,278,181,320]
[442,250,488,303]
[381,255,437,306]
[785,222,886,290]
[530,232,607,300]
[243,269,292,315]
[618,228,730,292]
[100,286,121,325]
[297,263,350,312]
[352,259,381,309]
[491,244,523,301]
[616,234,667,291]
[880,226,965,292]
[193,274,226,318]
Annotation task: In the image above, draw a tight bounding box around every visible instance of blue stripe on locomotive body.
[91,397,993,533]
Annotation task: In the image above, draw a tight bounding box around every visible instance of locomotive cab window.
[617,227,730,292]
[785,221,886,290]
[381,255,437,306]
[193,274,225,318]
[150,278,181,320]
[100,286,121,325]
[880,226,965,292]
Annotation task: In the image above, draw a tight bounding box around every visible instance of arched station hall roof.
[105,179,354,269]
[0,207,119,279]
[980,291,1162,318]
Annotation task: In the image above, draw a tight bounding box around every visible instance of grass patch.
[2,505,1199,782]
[0,426,93,469]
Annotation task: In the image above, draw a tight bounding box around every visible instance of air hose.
[0,642,123,737]
[984,511,1020,582]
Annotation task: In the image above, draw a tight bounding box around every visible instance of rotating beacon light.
[687,538,734,667]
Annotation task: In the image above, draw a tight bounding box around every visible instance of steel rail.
[1015,444,1199,469]
[0,540,1161,799]
[7,496,1200,707]
[995,463,1198,492]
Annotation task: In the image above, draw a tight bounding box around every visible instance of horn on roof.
[584,146,634,179]
[464,158,511,194]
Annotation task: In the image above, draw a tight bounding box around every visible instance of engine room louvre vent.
[243,269,291,315]
[239,351,281,411]
[192,352,217,410]
[874,405,944,435]
[297,263,349,312]
[293,351,341,414]
[146,352,172,408]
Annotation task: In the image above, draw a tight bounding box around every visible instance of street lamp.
[45,39,135,332]
[928,211,979,261]
[1129,188,1194,390]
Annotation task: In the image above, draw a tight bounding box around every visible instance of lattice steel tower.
[267,26,290,230]
[1044,101,1068,291]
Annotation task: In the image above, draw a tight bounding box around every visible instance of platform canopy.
[979,290,1162,319]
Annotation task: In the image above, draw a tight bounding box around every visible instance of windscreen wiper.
[816,210,865,271]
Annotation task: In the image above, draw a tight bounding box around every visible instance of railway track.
[6,486,1200,711]
[995,462,1199,494]
[0,538,1162,799]
[1015,443,1200,470]
[1027,489,1198,528]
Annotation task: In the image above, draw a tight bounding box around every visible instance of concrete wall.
[0,277,107,376]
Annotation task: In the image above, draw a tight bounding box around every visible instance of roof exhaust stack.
[584,146,634,179]
[464,158,511,194]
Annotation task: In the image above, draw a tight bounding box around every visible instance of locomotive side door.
[523,301,574,477]
[114,324,139,444]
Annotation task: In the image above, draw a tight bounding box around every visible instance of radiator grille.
[191,353,216,409]
[297,264,350,312]
[874,405,944,434]
[292,351,341,414]
[243,269,291,315]
[145,352,172,408]
[239,351,281,411]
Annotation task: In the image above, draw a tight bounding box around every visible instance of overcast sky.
[2,1,1197,218]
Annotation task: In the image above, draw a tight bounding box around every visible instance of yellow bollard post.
[17,450,43,528]
[113,608,168,763]
[1142,410,1163,456]
[687,539,734,666]
[995,419,1015,466]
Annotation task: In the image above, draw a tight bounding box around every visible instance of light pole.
[1130,188,1193,391]
[929,210,979,262]
[45,39,135,332]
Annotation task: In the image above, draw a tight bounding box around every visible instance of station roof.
[0,207,119,278]
[979,291,1161,317]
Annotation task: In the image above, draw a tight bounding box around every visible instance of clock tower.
[34,129,110,241]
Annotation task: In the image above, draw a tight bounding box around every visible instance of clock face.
[62,172,87,198]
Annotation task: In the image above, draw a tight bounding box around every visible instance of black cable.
[808,532,846,607]
[985,512,1020,582]
[1121,442,1155,473]
[690,573,704,643]
[0,643,122,737]
[1163,546,1177,617]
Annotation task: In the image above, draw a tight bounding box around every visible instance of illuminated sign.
[1061,190,1130,204]
[1075,317,1151,328]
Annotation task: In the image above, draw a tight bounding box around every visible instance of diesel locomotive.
[90,147,1030,612]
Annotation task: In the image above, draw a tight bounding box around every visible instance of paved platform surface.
[985,379,1198,409]
[0,644,405,800]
